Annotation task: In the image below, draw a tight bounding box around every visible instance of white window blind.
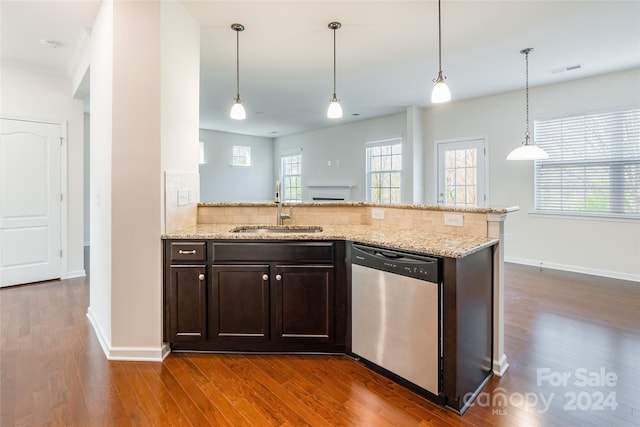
[534,107,640,218]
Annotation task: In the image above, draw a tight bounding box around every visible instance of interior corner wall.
[273,113,406,202]
[199,129,274,202]
[0,65,85,280]
[406,106,425,204]
[423,68,640,281]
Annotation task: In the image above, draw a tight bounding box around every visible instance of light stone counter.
[161,223,497,259]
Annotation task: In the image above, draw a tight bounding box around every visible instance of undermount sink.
[231,225,324,234]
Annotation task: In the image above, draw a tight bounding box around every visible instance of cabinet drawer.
[213,242,334,263]
[170,242,207,261]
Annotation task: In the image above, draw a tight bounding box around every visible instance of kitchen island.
[162,202,516,413]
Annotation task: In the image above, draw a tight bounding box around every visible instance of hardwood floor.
[1,263,639,426]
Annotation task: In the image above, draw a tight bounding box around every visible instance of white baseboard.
[505,257,640,283]
[64,269,86,279]
[86,307,166,362]
[493,354,509,377]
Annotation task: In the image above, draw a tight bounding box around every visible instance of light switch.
[178,189,189,206]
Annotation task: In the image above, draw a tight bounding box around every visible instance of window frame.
[280,151,302,202]
[365,137,403,204]
[231,145,251,167]
[533,106,640,220]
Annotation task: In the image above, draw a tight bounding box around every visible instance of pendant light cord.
[236,29,240,99]
[525,49,530,137]
[437,0,442,73]
[332,26,337,97]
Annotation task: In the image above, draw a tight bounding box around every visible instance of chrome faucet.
[274,180,290,225]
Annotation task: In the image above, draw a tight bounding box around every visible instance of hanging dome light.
[507,48,550,160]
[327,21,343,119]
[230,23,246,120]
[431,0,451,103]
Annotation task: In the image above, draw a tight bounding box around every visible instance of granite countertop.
[198,201,520,215]
[162,224,498,258]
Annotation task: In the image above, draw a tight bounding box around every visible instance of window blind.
[534,107,640,218]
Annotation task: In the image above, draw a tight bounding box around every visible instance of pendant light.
[230,23,246,120]
[507,48,549,160]
[431,0,451,103]
[327,21,343,119]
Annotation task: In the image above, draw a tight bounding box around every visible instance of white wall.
[274,113,407,202]
[83,112,90,245]
[88,0,114,347]
[88,0,200,360]
[0,64,85,279]
[424,68,640,281]
[200,129,274,202]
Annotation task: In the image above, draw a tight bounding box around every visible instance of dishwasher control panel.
[351,244,440,283]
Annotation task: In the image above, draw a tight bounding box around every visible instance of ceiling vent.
[551,64,582,74]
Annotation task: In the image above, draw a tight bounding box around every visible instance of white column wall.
[88,0,199,360]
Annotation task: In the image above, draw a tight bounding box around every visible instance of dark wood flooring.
[1,263,639,426]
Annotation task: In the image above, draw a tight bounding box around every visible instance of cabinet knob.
[262,274,269,281]
[198,273,205,281]
[275,274,282,281]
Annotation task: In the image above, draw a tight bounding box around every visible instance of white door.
[437,138,487,207]
[0,118,62,287]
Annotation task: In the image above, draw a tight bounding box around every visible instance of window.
[281,153,302,201]
[366,138,402,204]
[437,138,487,207]
[534,107,640,218]
[232,145,251,166]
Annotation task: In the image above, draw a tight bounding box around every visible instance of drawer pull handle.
[178,249,197,255]
[198,273,205,281]
[275,274,282,281]
[262,274,268,281]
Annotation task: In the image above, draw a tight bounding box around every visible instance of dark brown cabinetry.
[210,265,270,342]
[164,240,346,353]
[275,265,334,343]
[166,242,208,343]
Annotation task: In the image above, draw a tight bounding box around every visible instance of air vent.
[551,64,582,74]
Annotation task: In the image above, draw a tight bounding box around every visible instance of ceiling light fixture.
[507,48,550,161]
[230,23,246,120]
[431,0,451,103]
[327,21,343,119]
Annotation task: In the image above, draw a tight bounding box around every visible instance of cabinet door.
[275,265,334,343]
[211,265,270,342]
[169,265,207,341]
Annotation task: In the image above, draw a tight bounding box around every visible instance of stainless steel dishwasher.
[351,243,441,396]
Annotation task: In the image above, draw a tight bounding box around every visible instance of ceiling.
[2,1,639,137]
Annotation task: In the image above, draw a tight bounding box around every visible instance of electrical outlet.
[444,213,464,226]
[371,208,385,220]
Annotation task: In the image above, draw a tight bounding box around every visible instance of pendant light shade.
[327,21,343,119]
[507,48,549,160]
[230,23,246,121]
[431,0,451,103]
